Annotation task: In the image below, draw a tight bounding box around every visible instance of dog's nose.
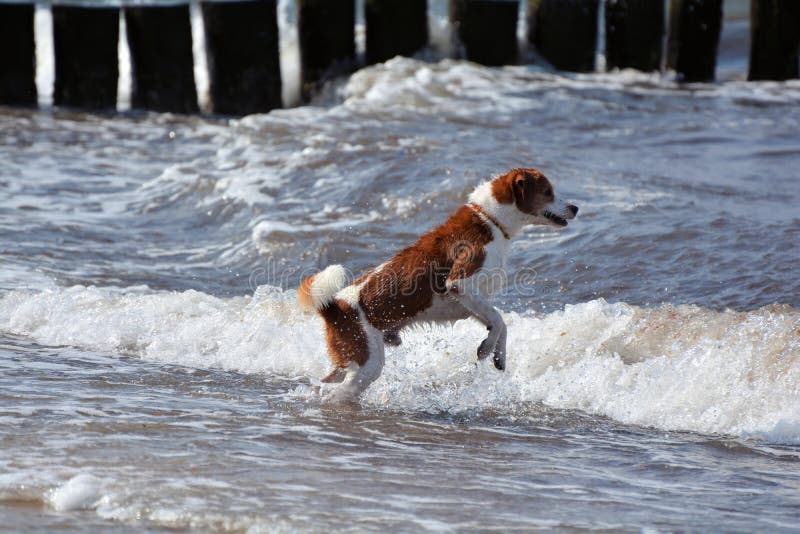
[568,204,579,216]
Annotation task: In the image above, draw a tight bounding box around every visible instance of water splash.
[2,285,797,442]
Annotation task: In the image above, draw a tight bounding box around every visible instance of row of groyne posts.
[1,0,799,116]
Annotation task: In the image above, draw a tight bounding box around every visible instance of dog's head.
[493,168,578,227]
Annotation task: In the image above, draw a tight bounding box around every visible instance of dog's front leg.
[445,280,506,371]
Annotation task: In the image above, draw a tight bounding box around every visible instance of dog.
[297,168,578,401]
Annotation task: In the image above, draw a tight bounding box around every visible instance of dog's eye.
[545,187,553,197]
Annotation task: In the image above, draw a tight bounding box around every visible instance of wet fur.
[298,168,578,401]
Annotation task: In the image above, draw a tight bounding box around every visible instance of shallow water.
[3,335,800,532]
[2,2,800,531]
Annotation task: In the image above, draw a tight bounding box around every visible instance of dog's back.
[357,205,493,330]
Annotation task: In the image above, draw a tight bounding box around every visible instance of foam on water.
[344,57,800,113]
[48,474,105,512]
[134,53,800,222]
[1,285,797,443]
[6,2,797,529]
[11,471,291,532]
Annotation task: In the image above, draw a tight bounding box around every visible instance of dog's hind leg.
[320,367,347,383]
[325,324,385,402]
[358,325,386,388]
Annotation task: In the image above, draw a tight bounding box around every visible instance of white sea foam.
[39,472,291,532]
[1,285,798,443]
[252,210,380,242]
[48,474,105,512]
[344,57,800,116]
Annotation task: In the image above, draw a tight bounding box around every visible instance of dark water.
[1,2,799,531]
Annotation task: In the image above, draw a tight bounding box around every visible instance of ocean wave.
[344,57,800,113]
[1,286,798,443]
[0,470,295,533]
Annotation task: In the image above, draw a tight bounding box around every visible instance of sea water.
[1,1,799,531]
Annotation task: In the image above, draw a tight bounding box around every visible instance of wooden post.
[0,3,37,107]
[201,0,282,116]
[125,5,198,113]
[748,0,800,81]
[365,0,428,65]
[605,0,665,72]
[53,6,119,110]
[450,0,519,66]
[528,0,599,72]
[667,0,723,82]
[297,0,356,101]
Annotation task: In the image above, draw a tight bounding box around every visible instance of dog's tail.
[297,265,348,312]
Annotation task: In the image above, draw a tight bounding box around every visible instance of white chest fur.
[474,234,509,298]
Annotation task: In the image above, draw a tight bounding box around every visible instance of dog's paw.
[477,336,495,360]
[383,330,402,346]
[492,352,505,371]
[492,342,506,371]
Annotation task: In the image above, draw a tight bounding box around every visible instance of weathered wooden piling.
[667,0,723,82]
[201,0,282,116]
[748,0,800,81]
[298,0,355,101]
[365,0,428,65]
[0,3,37,107]
[528,0,599,72]
[125,5,198,113]
[449,0,519,66]
[53,6,120,110]
[605,0,665,72]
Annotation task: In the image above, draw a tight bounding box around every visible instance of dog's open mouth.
[543,210,568,227]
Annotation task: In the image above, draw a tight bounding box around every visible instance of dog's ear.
[513,172,537,213]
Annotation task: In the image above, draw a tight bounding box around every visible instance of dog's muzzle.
[542,204,578,227]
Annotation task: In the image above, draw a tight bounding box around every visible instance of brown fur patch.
[447,238,487,283]
[320,367,347,383]
[321,299,369,368]
[491,168,551,210]
[357,205,493,331]
[491,172,516,204]
[297,274,316,310]
[311,167,557,381]
[501,168,554,214]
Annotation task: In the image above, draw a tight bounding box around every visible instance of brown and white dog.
[298,168,578,401]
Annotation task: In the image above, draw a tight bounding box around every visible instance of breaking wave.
[1,285,797,443]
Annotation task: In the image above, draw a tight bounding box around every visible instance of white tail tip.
[297,264,348,311]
